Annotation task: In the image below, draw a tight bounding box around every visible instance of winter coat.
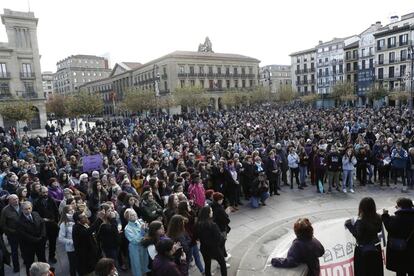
[391,148,408,169]
[326,152,342,172]
[152,254,186,276]
[345,216,384,276]
[382,208,414,273]
[58,221,75,252]
[188,183,206,208]
[211,201,230,233]
[194,220,225,257]
[271,237,325,276]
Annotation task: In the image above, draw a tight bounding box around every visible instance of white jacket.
[288,153,299,169]
[58,221,75,252]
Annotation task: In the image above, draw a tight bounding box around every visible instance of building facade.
[259,64,292,94]
[374,13,414,99]
[53,55,111,95]
[290,48,316,95]
[80,51,260,115]
[357,22,383,105]
[42,71,53,99]
[344,40,359,94]
[0,9,46,129]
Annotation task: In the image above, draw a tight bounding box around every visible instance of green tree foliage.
[0,99,36,122]
[277,85,297,102]
[46,95,69,118]
[331,82,355,100]
[67,91,104,118]
[249,86,272,105]
[367,85,389,101]
[221,90,249,108]
[301,93,319,105]
[174,86,209,112]
[121,88,157,113]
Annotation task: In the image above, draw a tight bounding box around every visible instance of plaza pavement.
[4,182,409,276]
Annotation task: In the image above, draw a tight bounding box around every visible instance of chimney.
[375,21,381,25]
[318,40,323,44]
[390,15,399,24]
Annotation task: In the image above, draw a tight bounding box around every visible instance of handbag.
[388,229,414,251]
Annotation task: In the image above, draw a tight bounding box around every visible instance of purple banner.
[82,154,103,172]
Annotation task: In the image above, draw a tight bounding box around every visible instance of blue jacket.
[342,155,357,171]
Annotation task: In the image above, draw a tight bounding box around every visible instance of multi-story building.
[289,48,316,95]
[259,65,292,94]
[0,9,46,129]
[344,40,359,93]
[357,22,383,105]
[374,13,414,102]
[53,54,111,95]
[42,71,54,99]
[80,50,260,115]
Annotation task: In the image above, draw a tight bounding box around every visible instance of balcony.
[20,72,36,79]
[16,90,39,99]
[177,73,187,78]
[0,92,12,99]
[0,72,11,79]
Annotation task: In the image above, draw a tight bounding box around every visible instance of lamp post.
[153,64,160,116]
[409,43,414,119]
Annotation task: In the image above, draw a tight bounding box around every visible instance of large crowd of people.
[0,104,413,276]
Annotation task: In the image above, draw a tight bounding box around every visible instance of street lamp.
[408,43,414,119]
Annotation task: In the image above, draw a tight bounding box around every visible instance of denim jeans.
[342,170,353,190]
[299,165,307,185]
[189,244,204,273]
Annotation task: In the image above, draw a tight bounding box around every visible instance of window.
[401,49,407,61]
[180,79,185,88]
[233,67,238,75]
[339,65,343,74]
[389,52,395,63]
[377,39,385,50]
[0,63,7,77]
[249,67,253,74]
[346,63,351,72]
[361,49,365,57]
[400,34,408,45]
[388,37,396,48]
[200,79,204,88]
[400,65,406,77]
[378,54,384,65]
[369,59,374,69]
[241,67,246,75]
[24,81,34,92]
[179,66,185,73]
[234,80,238,88]
[332,65,336,74]
[346,51,351,60]
[22,63,32,75]
[250,80,253,87]
[353,62,358,71]
[225,67,230,75]
[209,80,214,89]
[190,80,195,86]
[189,66,194,75]
[388,66,394,78]
[318,69,322,77]
[218,80,222,88]
[226,80,230,88]
[325,68,329,75]
[242,80,246,88]
[361,60,366,70]
[217,67,221,75]
[199,66,204,74]
[318,59,322,64]
[208,66,213,74]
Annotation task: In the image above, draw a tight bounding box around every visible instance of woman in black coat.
[194,206,227,276]
[345,197,384,276]
[382,198,414,276]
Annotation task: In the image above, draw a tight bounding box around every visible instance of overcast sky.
[0,0,413,72]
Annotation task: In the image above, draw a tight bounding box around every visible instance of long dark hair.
[177,201,190,218]
[197,206,212,226]
[166,214,186,240]
[141,220,163,247]
[358,197,379,221]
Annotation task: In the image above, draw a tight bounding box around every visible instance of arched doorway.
[28,106,41,129]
